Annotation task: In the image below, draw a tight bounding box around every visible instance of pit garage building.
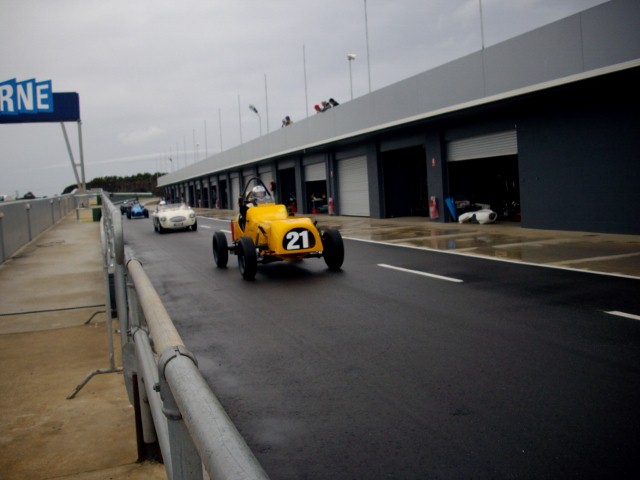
[158,0,640,235]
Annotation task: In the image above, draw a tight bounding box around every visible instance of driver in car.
[240,185,270,230]
[246,185,269,206]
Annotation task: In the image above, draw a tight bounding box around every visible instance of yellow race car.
[212,177,344,280]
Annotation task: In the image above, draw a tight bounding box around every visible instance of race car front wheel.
[212,231,228,267]
[322,229,344,270]
[237,236,258,280]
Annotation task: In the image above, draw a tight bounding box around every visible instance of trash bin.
[92,207,102,222]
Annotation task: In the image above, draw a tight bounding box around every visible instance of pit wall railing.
[0,194,88,264]
[100,193,269,480]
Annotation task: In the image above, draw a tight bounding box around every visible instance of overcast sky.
[1,0,608,198]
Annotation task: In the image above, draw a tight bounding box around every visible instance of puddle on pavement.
[385,233,530,251]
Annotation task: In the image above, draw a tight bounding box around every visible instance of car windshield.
[158,202,187,211]
[242,177,274,205]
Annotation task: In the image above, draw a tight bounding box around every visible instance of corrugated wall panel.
[338,156,370,216]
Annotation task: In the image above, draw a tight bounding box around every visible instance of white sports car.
[152,202,197,233]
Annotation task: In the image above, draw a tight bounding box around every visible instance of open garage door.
[304,162,326,182]
[382,145,427,217]
[305,162,327,213]
[338,156,370,216]
[447,131,520,220]
[447,130,517,161]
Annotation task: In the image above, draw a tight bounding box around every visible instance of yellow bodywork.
[231,203,324,259]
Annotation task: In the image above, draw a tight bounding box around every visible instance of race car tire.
[153,222,158,233]
[158,224,166,234]
[191,221,198,231]
[212,231,228,268]
[144,210,149,218]
[126,211,131,219]
[322,229,344,270]
[238,236,258,280]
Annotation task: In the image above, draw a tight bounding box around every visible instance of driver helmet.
[248,185,268,205]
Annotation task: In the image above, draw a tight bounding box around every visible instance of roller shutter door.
[230,176,240,211]
[260,171,273,188]
[338,156,370,216]
[304,162,326,181]
[447,130,517,161]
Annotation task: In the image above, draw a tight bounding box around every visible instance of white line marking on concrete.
[552,252,640,266]
[604,310,640,321]
[378,264,463,283]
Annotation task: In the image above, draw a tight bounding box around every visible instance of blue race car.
[126,202,149,219]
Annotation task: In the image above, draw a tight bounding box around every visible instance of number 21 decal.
[284,228,315,250]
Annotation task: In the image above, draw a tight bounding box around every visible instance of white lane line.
[200,225,212,229]
[604,310,640,321]
[345,236,639,280]
[378,263,463,283]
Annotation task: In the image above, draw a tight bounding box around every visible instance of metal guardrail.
[0,194,77,263]
[101,193,269,480]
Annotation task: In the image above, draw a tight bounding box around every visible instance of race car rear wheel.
[322,229,344,270]
[237,236,258,280]
[212,231,228,268]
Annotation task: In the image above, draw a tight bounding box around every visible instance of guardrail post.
[134,328,171,471]
[159,347,202,479]
[0,212,5,263]
[25,203,32,241]
[133,371,162,463]
[123,272,141,404]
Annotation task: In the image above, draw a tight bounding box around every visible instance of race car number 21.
[284,229,315,250]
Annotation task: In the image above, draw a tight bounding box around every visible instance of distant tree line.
[62,172,166,196]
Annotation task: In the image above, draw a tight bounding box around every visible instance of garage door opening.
[279,167,297,212]
[304,162,328,213]
[447,154,521,221]
[218,180,228,209]
[382,145,427,218]
[305,180,327,213]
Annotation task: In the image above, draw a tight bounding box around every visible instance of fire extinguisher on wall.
[328,197,335,215]
[429,196,439,219]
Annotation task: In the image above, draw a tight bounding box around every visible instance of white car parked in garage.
[152,201,197,233]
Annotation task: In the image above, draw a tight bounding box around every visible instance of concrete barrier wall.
[0,195,76,263]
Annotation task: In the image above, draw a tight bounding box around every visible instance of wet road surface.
[123,214,640,479]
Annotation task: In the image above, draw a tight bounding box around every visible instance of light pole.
[347,53,357,100]
[479,0,485,50]
[249,104,262,137]
[364,0,371,93]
